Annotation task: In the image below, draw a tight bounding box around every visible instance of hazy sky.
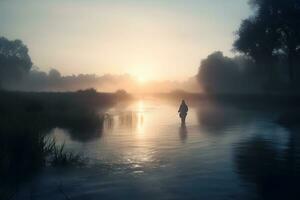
[0,0,251,81]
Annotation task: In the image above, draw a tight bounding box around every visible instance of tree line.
[1,0,300,94]
[198,0,300,94]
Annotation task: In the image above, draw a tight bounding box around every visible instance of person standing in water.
[178,100,188,124]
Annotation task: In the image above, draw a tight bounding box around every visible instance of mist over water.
[15,99,300,200]
[2,1,300,199]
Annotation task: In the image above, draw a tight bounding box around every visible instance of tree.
[0,37,32,88]
[197,51,264,94]
[234,0,300,88]
[198,52,242,94]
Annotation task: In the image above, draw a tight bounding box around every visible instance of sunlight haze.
[0,0,251,81]
[2,1,300,199]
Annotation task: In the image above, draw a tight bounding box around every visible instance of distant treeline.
[1,0,300,95]
[198,0,300,94]
[0,37,199,93]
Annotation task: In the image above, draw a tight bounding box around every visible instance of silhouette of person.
[178,100,188,124]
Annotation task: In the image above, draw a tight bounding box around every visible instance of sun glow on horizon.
[137,76,147,84]
[0,0,252,81]
[132,66,153,84]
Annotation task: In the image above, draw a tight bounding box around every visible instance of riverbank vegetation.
[0,89,131,193]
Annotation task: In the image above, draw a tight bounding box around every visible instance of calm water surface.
[19,99,300,200]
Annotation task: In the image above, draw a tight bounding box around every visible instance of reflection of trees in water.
[119,111,138,129]
[103,111,144,131]
[0,91,125,197]
[45,109,106,142]
[197,102,300,199]
[65,117,104,142]
[118,111,144,131]
[196,103,250,134]
[104,114,115,130]
[234,127,300,200]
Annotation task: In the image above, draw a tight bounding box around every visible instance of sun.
[138,76,146,83]
[131,66,152,84]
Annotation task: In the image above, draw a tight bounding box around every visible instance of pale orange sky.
[0,0,252,81]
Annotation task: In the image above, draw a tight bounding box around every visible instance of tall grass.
[0,90,131,199]
[0,90,126,183]
[0,133,85,200]
[49,141,86,167]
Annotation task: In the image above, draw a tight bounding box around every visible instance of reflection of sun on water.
[103,100,160,173]
[136,100,145,137]
[125,100,155,173]
[138,100,145,112]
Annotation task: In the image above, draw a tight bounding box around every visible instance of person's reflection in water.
[178,100,188,124]
[179,123,188,143]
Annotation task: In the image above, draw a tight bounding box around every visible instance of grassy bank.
[0,89,131,194]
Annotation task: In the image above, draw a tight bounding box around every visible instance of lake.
[17,98,300,200]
